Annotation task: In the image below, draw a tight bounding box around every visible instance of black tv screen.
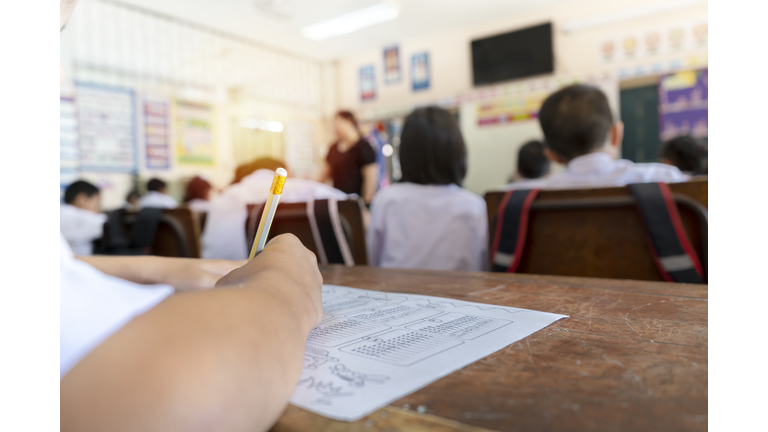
[471,23,554,86]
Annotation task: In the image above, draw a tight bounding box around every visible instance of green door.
[620,85,660,163]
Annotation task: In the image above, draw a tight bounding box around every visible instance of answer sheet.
[289,285,568,421]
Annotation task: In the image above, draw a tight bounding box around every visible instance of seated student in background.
[124,189,140,211]
[202,158,348,260]
[535,84,688,189]
[183,175,212,213]
[59,2,325,431]
[367,107,488,271]
[506,140,551,188]
[60,180,107,256]
[659,135,708,176]
[138,178,178,209]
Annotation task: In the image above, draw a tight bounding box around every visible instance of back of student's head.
[539,84,614,161]
[64,180,99,204]
[517,140,550,179]
[184,176,212,202]
[659,135,707,173]
[399,106,467,186]
[232,158,287,184]
[147,178,167,192]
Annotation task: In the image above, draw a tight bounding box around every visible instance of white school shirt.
[506,153,689,191]
[201,170,349,260]
[185,198,211,213]
[60,235,173,377]
[60,204,108,256]
[138,191,178,209]
[367,183,488,272]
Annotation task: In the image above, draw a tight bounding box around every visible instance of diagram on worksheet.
[289,285,567,421]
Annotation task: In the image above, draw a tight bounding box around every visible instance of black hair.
[147,178,167,192]
[64,180,99,204]
[659,135,707,173]
[517,140,551,179]
[538,84,614,161]
[126,189,140,201]
[399,106,467,186]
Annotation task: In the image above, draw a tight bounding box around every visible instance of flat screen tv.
[471,23,553,86]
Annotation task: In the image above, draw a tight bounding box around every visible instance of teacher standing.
[320,111,380,204]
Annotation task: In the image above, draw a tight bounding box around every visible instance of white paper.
[289,285,568,421]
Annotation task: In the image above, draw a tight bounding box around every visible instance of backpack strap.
[312,199,355,266]
[628,182,704,284]
[129,207,164,253]
[490,189,539,272]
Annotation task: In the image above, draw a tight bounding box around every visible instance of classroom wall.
[334,0,708,194]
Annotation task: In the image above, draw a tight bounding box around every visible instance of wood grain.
[272,266,707,432]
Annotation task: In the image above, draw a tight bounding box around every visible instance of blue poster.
[658,68,708,141]
[411,52,430,91]
[360,65,376,101]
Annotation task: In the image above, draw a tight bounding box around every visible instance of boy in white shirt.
[60,180,107,256]
[529,85,688,190]
[138,177,178,208]
[505,140,551,189]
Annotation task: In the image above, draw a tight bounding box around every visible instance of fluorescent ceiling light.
[562,0,707,33]
[302,3,400,41]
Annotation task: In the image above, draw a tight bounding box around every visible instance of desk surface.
[272,266,707,432]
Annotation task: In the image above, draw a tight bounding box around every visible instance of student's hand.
[149,258,247,292]
[216,234,323,330]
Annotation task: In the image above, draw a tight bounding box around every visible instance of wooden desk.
[272,266,707,432]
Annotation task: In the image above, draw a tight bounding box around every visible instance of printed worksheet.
[289,285,568,421]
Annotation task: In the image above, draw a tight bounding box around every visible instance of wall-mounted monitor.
[471,23,554,86]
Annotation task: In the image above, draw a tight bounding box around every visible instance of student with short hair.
[367,107,488,271]
[138,177,178,208]
[536,84,688,189]
[506,140,551,187]
[659,135,707,175]
[60,180,107,256]
[183,176,213,213]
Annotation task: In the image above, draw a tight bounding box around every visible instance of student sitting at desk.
[138,178,178,209]
[60,2,327,431]
[201,159,348,260]
[527,84,688,190]
[183,175,212,213]
[659,135,708,176]
[505,140,551,188]
[367,106,488,271]
[60,180,107,256]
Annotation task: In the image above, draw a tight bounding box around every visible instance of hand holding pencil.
[249,168,288,261]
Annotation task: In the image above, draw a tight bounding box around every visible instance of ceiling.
[117,0,568,61]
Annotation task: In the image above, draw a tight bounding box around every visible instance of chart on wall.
[143,96,171,170]
[360,65,376,101]
[175,101,215,165]
[60,96,80,194]
[75,83,136,172]
[658,68,707,140]
[383,46,401,85]
[411,52,430,91]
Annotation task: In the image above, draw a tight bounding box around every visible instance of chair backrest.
[485,178,707,282]
[245,198,368,265]
[96,208,200,258]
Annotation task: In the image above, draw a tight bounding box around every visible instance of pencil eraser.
[276,168,287,177]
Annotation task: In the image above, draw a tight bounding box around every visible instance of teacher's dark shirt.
[326,139,377,195]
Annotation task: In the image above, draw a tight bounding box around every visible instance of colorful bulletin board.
[75,83,136,172]
[383,46,401,84]
[658,68,708,140]
[411,52,430,91]
[360,65,376,101]
[143,97,171,170]
[60,96,80,194]
[175,101,215,165]
[476,92,549,126]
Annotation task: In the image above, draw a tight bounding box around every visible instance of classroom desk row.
[272,266,707,432]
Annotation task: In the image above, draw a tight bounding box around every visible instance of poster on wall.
[383,45,401,84]
[175,100,215,165]
[658,68,708,140]
[284,121,317,179]
[143,97,171,170]
[411,52,430,91]
[476,92,549,127]
[60,96,80,195]
[360,65,376,101]
[76,83,136,172]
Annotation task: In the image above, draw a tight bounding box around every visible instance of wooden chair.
[97,208,201,258]
[245,199,368,265]
[485,178,708,282]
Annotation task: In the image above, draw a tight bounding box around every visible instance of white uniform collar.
[566,152,617,175]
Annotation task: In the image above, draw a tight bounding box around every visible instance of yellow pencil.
[248,168,287,261]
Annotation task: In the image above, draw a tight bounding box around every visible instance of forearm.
[361,164,380,203]
[77,255,159,285]
[61,273,315,432]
